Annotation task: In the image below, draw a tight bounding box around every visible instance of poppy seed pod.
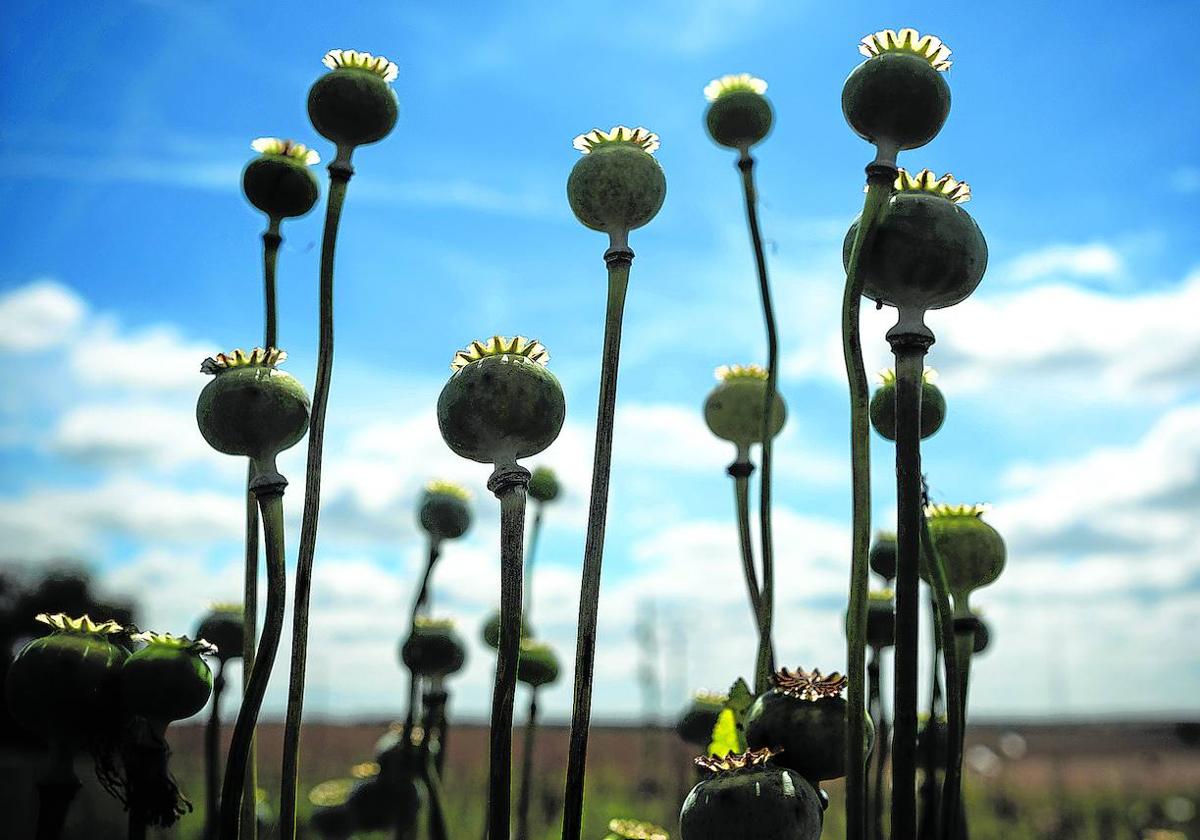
[675,690,728,747]
[481,609,532,650]
[870,367,946,441]
[681,748,823,840]
[122,632,215,725]
[567,126,666,236]
[860,590,895,649]
[242,138,321,220]
[868,532,898,581]
[308,49,398,148]
[704,75,773,150]
[346,772,422,833]
[704,365,787,450]
[417,479,473,541]
[516,639,560,688]
[195,603,243,663]
[844,169,987,314]
[400,618,466,679]
[527,466,561,504]
[437,337,565,467]
[842,29,952,157]
[922,504,1006,601]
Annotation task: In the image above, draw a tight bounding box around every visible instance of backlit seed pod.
[400,617,466,679]
[481,609,532,650]
[516,639,560,688]
[842,28,952,156]
[122,632,216,725]
[704,74,773,150]
[308,49,399,148]
[680,748,823,840]
[863,589,895,649]
[308,777,356,840]
[953,613,991,655]
[921,504,1006,603]
[675,690,728,747]
[375,723,438,778]
[437,337,565,467]
[242,138,321,220]
[605,818,672,840]
[704,365,787,450]
[417,479,473,541]
[347,767,423,833]
[868,532,897,581]
[744,668,874,782]
[870,367,946,441]
[844,169,987,314]
[527,466,561,504]
[195,603,243,663]
[567,126,666,237]
[5,613,128,742]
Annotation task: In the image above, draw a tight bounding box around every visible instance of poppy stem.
[203,660,225,840]
[515,688,540,840]
[728,456,764,639]
[34,741,79,840]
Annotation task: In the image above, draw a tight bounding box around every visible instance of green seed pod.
[870,367,946,441]
[481,609,532,650]
[196,348,311,482]
[567,126,666,237]
[417,479,473,541]
[954,613,991,655]
[868,532,897,581]
[195,603,243,663]
[527,466,561,503]
[675,690,728,747]
[842,29,952,155]
[744,668,874,782]
[121,632,214,724]
[5,613,128,742]
[516,639,560,688]
[242,138,320,220]
[347,771,421,833]
[849,589,894,650]
[308,777,355,838]
[308,49,398,148]
[437,337,565,467]
[681,749,823,840]
[921,504,1006,602]
[605,818,672,840]
[400,617,466,679]
[844,169,987,314]
[704,365,787,450]
[704,75,773,150]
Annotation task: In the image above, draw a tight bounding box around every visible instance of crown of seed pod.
[675,689,729,747]
[481,608,532,650]
[527,465,561,503]
[744,667,874,782]
[842,28,952,159]
[242,138,321,220]
[681,747,823,840]
[400,617,467,679]
[870,366,946,441]
[196,348,311,486]
[704,74,773,150]
[417,479,473,541]
[606,818,671,840]
[308,49,399,148]
[437,337,565,468]
[844,169,987,315]
[122,632,216,725]
[567,126,666,238]
[195,603,243,663]
[921,504,1006,603]
[5,613,129,742]
[703,365,787,452]
[869,531,897,581]
[516,638,560,688]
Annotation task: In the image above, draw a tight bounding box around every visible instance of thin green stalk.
[35,740,79,840]
[737,151,778,695]
[221,489,287,840]
[523,504,544,626]
[515,689,540,840]
[841,171,894,840]
[562,245,631,840]
[263,218,281,349]
[204,661,225,840]
[279,146,354,839]
[730,459,764,633]
[868,650,884,840]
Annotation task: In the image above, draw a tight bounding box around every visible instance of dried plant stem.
[729,458,763,631]
[515,689,540,840]
[842,171,894,840]
[279,147,354,840]
[203,661,226,840]
[35,741,79,840]
[562,244,631,840]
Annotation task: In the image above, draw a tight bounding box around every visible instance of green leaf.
[727,677,754,715]
[706,677,756,756]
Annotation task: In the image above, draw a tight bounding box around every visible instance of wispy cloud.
[1006,242,1123,284]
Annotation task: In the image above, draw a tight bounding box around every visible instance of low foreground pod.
[680,748,823,840]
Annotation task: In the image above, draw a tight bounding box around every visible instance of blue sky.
[1,0,1198,725]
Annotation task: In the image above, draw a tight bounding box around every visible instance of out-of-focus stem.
[524,504,544,627]
[728,457,763,632]
[204,660,226,840]
[515,689,540,840]
[867,650,884,840]
[35,740,79,840]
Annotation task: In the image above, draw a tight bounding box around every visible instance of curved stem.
[221,489,287,840]
[730,460,763,631]
[204,661,226,840]
[523,504,544,628]
[515,689,540,840]
[279,146,354,840]
[842,171,894,840]
[562,244,631,840]
[35,740,79,840]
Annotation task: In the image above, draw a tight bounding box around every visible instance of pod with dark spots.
[242,139,321,220]
[481,609,532,650]
[417,480,473,541]
[400,618,466,679]
[5,613,128,742]
[843,169,987,314]
[567,126,666,237]
[870,368,946,441]
[920,504,1006,601]
[121,632,215,725]
[308,49,398,148]
[868,532,897,581]
[437,337,565,467]
[680,749,823,840]
[675,690,728,747]
[704,364,787,450]
[195,603,243,663]
[842,29,952,157]
[527,466,561,503]
[516,639,560,688]
[704,75,773,150]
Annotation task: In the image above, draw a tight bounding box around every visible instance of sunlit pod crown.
[926,502,991,519]
[207,601,242,614]
[868,589,895,602]
[450,336,549,372]
[322,48,398,82]
[859,28,952,71]
[896,168,971,203]
[308,778,353,807]
[692,689,730,705]
[413,616,457,630]
[200,347,286,375]
[773,667,848,700]
[703,74,768,103]
[694,746,778,773]
[250,138,320,166]
[606,819,670,840]
[573,125,660,155]
[878,366,938,385]
[132,631,218,656]
[36,612,124,635]
[714,363,768,382]
[425,479,471,500]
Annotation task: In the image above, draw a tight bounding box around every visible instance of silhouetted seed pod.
[242,138,320,220]
[704,75,773,150]
[417,480,473,541]
[870,368,946,441]
[681,748,823,840]
[308,49,398,148]
[567,126,666,236]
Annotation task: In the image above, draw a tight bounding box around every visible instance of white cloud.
[52,402,218,469]
[1006,243,1123,284]
[69,317,217,394]
[0,280,86,351]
